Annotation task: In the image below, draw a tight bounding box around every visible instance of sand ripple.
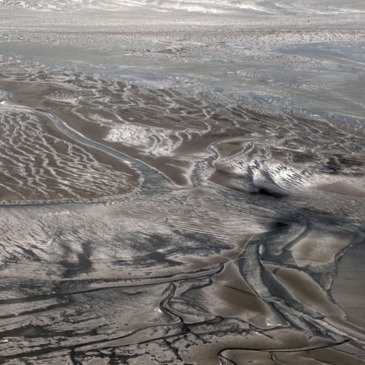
[0,42,364,364]
[0,90,138,203]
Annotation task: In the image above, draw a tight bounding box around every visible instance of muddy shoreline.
[1,2,365,364]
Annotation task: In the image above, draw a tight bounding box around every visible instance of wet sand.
[333,241,365,329]
[0,2,365,364]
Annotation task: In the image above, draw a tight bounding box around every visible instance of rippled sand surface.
[0,2,365,364]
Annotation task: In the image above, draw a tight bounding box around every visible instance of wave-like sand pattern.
[0,58,364,364]
[0,86,139,203]
[3,63,364,196]
[1,0,365,360]
[1,0,364,15]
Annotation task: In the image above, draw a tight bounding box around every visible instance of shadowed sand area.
[0,2,365,364]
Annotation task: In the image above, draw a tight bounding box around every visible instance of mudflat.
[0,2,364,364]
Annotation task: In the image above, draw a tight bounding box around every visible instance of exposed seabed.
[0,3,365,364]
